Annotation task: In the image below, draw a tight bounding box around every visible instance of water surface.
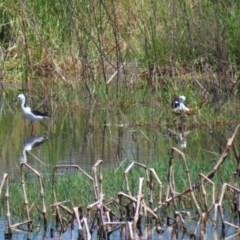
[0,97,239,239]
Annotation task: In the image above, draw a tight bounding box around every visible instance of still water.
[0,106,236,174]
[0,97,239,239]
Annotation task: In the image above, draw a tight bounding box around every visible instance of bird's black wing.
[31,109,50,117]
[172,96,180,109]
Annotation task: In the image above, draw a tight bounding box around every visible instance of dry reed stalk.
[214,183,240,223]
[163,123,240,209]
[166,148,177,204]
[213,202,225,228]
[127,221,134,240]
[106,62,126,84]
[87,199,101,211]
[103,223,125,240]
[117,191,158,220]
[8,220,32,232]
[86,197,108,236]
[103,197,120,215]
[133,177,144,231]
[72,207,84,238]
[57,202,73,215]
[199,173,216,209]
[52,165,96,237]
[149,168,163,207]
[205,123,240,180]
[224,221,240,239]
[118,191,138,202]
[172,211,187,238]
[83,217,91,240]
[0,174,12,230]
[168,147,202,215]
[0,173,8,198]
[97,193,106,232]
[232,143,240,176]
[21,162,46,227]
[21,166,30,220]
[92,159,103,201]
[53,202,86,237]
[88,198,128,237]
[104,209,111,232]
[103,221,125,225]
[169,148,217,236]
[53,202,66,235]
[124,162,148,196]
[4,163,47,235]
[86,194,127,238]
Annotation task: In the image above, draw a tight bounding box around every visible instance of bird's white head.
[17,94,26,104]
[179,95,186,103]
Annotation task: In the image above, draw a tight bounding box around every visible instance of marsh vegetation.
[1,0,240,239]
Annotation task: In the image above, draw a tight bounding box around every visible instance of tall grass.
[0,0,240,101]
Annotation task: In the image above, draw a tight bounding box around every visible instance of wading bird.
[17,94,49,132]
[172,95,190,112]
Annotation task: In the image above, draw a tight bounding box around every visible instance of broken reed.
[2,129,237,220]
[1,123,240,238]
[4,150,235,216]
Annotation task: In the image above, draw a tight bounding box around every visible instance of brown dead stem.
[124,161,148,196]
[92,159,103,201]
[0,174,12,230]
[167,147,202,215]
[21,162,46,231]
[164,123,240,205]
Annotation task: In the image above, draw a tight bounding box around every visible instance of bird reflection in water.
[168,129,190,149]
[19,135,48,164]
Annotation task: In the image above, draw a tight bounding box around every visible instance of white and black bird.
[172,95,190,112]
[17,94,49,131]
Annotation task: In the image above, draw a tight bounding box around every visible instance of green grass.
[2,144,237,220]
[1,0,240,101]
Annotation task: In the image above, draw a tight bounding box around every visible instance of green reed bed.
[2,156,236,216]
[1,0,240,100]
